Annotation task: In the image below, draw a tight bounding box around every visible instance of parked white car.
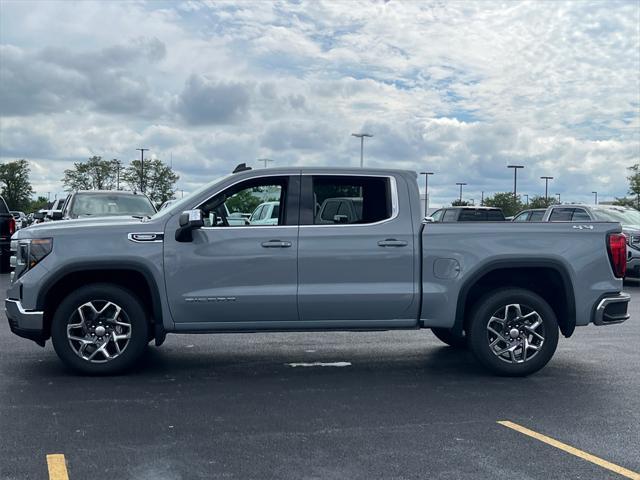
[249,201,280,225]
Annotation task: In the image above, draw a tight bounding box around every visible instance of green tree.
[225,189,262,214]
[451,199,471,206]
[613,197,637,208]
[122,159,179,208]
[627,164,640,209]
[62,156,117,191]
[28,196,49,213]
[528,195,559,209]
[483,192,524,217]
[0,159,34,211]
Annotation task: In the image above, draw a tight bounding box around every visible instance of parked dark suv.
[428,206,506,222]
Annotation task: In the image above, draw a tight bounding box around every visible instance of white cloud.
[0,0,638,206]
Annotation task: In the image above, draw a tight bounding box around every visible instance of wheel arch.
[36,261,166,344]
[454,259,576,338]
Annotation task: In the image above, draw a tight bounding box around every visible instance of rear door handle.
[261,240,292,248]
[377,239,408,247]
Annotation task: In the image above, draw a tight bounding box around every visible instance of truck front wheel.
[51,284,149,375]
[468,288,559,376]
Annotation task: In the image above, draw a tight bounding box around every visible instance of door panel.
[297,174,417,324]
[164,226,298,324]
[163,174,300,326]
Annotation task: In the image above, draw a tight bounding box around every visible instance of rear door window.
[571,209,591,221]
[549,208,574,221]
[529,211,545,221]
[310,175,391,225]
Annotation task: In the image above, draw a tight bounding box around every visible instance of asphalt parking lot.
[1,273,639,480]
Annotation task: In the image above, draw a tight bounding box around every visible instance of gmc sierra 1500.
[5,167,630,376]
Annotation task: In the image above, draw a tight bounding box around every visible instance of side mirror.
[49,211,63,221]
[176,209,205,242]
[34,212,45,220]
[424,216,435,223]
[333,214,349,224]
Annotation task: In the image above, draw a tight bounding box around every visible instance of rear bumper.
[5,299,46,346]
[593,293,630,325]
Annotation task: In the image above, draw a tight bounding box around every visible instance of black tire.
[431,327,467,348]
[468,288,559,377]
[51,283,149,375]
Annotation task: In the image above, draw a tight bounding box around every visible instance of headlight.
[12,238,53,279]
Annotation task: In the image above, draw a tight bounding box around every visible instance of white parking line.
[286,362,352,367]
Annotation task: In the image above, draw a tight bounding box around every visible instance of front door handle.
[261,240,292,248]
[377,239,408,247]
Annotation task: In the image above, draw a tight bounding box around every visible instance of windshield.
[151,174,233,219]
[592,207,640,226]
[70,193,156,218]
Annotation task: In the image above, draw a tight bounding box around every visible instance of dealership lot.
[1,273,638,480]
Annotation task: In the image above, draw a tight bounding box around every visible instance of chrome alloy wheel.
[67,300,132,363]
[486,304,545,364]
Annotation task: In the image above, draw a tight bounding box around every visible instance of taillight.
[607,233,627,278]
[8,217,15,236]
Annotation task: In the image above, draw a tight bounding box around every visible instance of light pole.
[481,191,484,206]
[257,158,273,168]
[592,191,598,205]
[420,172,434,215]
[351,133,373,168]
[507,165,524,199]
[136,148,149,193]
[540,176,553,201]
[456,182,467,203]
[556,193,561,203]
[524,194,529,206]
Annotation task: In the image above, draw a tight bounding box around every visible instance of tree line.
[1,158,640,214]
[62,156,179,208]
[0,157,179,211]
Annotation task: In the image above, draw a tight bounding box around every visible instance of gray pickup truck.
[5,167,630,376]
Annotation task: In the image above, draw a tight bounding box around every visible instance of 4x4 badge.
[572,225,594,230]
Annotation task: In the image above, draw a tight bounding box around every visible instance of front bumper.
[593,293,631,325]
[5,299,46,346]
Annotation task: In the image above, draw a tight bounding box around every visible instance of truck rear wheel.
[51,284,149,375]
[431,328,467,348]
[468,288,559,376]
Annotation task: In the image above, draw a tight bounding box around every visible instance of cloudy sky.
[1,0,638,206]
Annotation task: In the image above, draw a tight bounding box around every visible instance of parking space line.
[46,454,69,480]
[497,421,640,480]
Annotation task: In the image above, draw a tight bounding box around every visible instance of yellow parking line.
[498,421,640,480]
[46,454,69,480]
